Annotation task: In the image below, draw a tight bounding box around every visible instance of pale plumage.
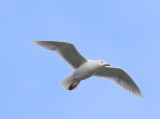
[33,41,143,98]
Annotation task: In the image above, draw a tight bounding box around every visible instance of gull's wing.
[33,41,87,69]
[95,67,143,97]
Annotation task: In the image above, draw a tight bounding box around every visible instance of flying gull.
[33,41,143,98]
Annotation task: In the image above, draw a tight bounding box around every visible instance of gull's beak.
[105,64,110,67]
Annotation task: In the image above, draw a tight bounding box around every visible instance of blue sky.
[0,0,160,119]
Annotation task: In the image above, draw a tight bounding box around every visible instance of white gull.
[33,41,143,98]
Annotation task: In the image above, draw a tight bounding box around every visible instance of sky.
[0,0,160,119]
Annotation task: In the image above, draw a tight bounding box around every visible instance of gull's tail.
[61,75,80,90]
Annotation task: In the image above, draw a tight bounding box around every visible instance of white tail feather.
[61,75,80,90]
[61,75,74,90]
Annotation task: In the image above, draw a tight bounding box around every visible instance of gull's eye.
[100,61,104,63]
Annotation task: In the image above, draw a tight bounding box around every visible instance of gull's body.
[63,60,107,90]
[33,41,143,97]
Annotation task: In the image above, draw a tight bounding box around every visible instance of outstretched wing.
[95,67,143,97]
[33,41,87,69]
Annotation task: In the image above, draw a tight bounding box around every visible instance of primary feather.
[95,67,143,98]
[33,41,87,69]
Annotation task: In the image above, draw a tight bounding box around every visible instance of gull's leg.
[61,75,80,90]
[69,82,80,90]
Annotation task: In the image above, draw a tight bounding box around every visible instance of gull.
[33,41,143,97]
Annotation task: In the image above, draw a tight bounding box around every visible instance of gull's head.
[97,60,110,67]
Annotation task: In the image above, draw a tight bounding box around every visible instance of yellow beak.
[105,64,110,67]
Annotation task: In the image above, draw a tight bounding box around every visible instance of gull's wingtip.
[133,90,144,99]
[32,41,45,47]
[138,92,144,99]
[32,40,40,45]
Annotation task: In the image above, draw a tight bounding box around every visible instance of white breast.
[73,60,102,80]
